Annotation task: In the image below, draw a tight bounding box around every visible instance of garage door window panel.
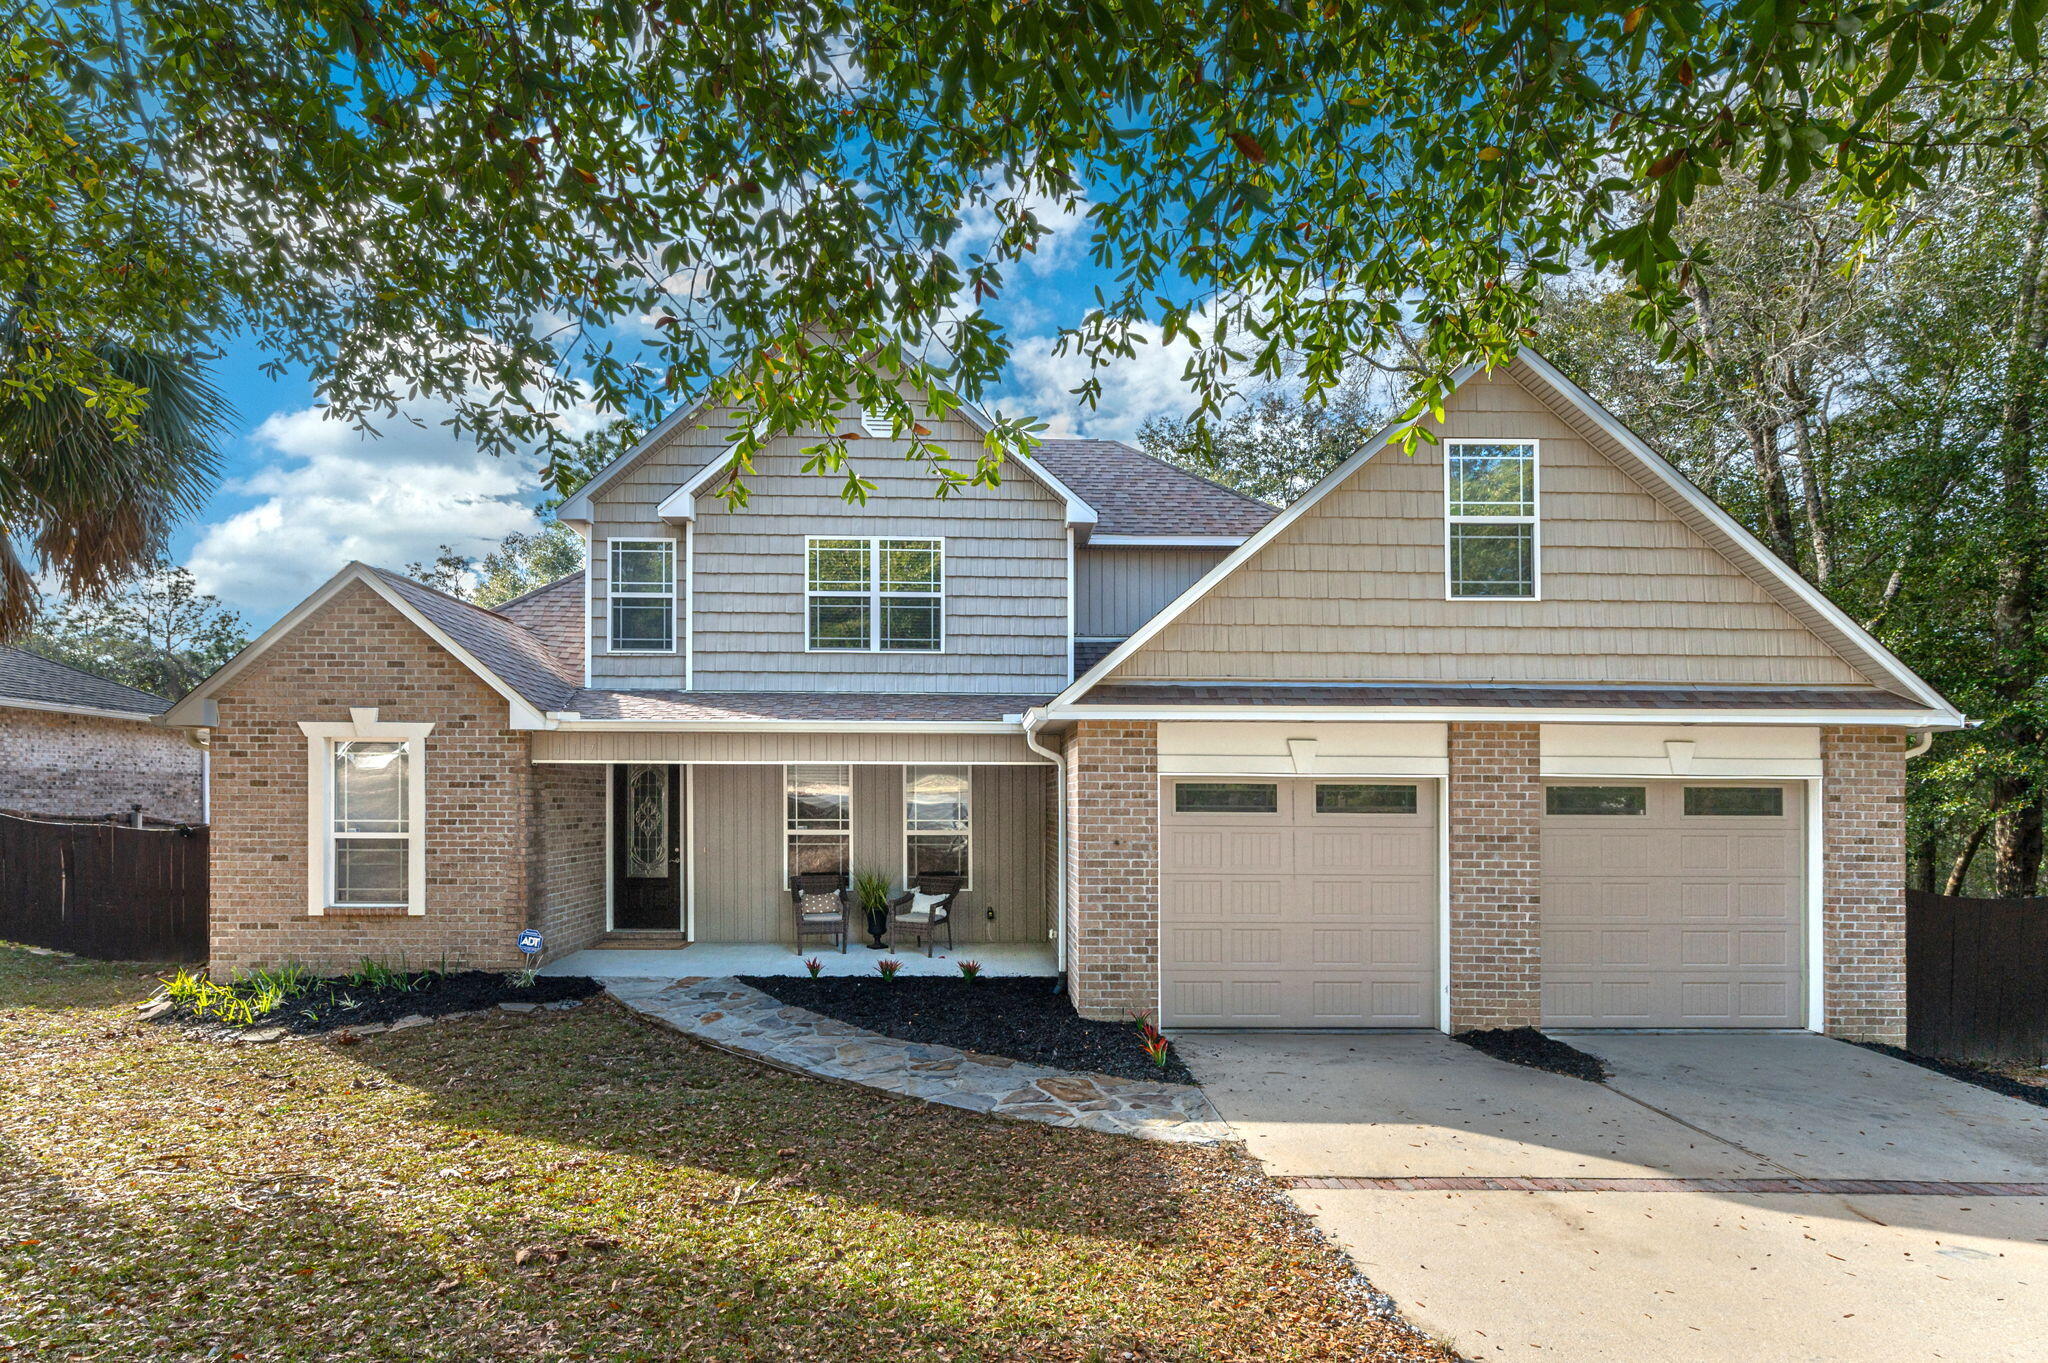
[1546,785,1648,816]
[1684,786,1786,817]
[1173,783,1279,814]
[1314,783,1420,815]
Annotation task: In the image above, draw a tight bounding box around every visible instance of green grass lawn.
[0,946,1449,1362]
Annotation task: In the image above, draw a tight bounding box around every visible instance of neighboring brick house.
[0,646,205,823]
[162,351,1960,1044]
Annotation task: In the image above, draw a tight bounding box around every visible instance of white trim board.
[1047,350,1962,726]
[161,563,554,731]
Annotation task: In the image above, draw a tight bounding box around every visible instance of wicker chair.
[887,873,963,957]
[789,872,850,954]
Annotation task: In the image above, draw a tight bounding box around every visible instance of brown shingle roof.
[494,571,585,681]
[565,689,1046,723]
[0,646,171,717]
[1073,683,1936,712]
[366,568,578,712]
[1030,440,1277,538]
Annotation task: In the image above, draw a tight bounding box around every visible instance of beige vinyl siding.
[1076,545,1232,639]
[1109,367,1876,687]
[586,416,736,685]
[688,763,1051,945]
[531,729,1045,765]
[688,422,1070,693]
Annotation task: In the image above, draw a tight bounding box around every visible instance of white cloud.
[996,323,1205,441]
[188,402,547,622]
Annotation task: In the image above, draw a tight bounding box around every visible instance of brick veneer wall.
[531,762,606,960]
[0,706,203,822]
[1821,726,1907,1044]
[209,581,535,976]
[1065,720,1159,1020]
[1447,722,1543,1030]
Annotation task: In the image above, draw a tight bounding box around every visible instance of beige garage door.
[1541,781,1806,1028]
[1159,778,1438,1028]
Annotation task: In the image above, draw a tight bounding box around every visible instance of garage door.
[1159,778,1437,1028]
[1541,781,1805,1028]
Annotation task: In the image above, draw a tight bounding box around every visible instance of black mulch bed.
[1849,1041,2048,1110]
[1453,1026,1610,1083]
[159,970,603,1038]
[741,975,1196,1085]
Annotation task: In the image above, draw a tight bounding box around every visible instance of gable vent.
[860,405,892,437]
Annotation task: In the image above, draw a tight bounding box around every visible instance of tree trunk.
[1992,158,2048,898]
[1945,820,1991,896]
[1910,830,1938,893]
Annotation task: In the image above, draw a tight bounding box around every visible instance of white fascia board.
[2,697,163,724]
[1085,535,1249,548]
[1041,704,1961,728]
[554,396,715,522]
[1045,367,1483,707]
[1513,350,1961,721]
[548,718,1025,734]
[160,563,552,732]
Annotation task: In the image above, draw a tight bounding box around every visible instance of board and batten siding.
[583,410,1071,693]
[1107,367,1880,687]
[688,763,1052,945]
[1075,545,1233,640]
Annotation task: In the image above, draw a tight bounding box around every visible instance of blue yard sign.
[518,929,544,956]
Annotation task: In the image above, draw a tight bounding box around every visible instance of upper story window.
[1445,440,1538,599]
[609,539,676,652]
[806,537,943,651]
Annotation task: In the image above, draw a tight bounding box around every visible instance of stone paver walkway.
[606,976,1230,1144]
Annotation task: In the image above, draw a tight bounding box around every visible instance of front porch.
[540,939,1058,979]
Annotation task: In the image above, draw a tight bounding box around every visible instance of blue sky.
[169,199,1210,631]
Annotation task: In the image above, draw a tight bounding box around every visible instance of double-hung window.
[300,710,432,915]
[786,764,852,879]
[904,766,970,884]
[1446,440,1538,599]
[609,539,676,652]
[805,537,942,651]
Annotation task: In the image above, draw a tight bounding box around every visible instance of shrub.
[877,958,903,981]
[803,956,824,978]
[958,960,982,981]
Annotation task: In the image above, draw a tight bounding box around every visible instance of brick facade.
[0,706,203,822]
[1065,720,1159,1021]
[531,762,607,960]
[1820,726,1908,1044]
[209,581,540,977]
[1446,722,1544,1030]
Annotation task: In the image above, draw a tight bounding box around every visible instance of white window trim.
[803,536,946,653]
[298,709,433,917]
[607,537,679,655]
[902,765,972,890]
[783,762,853,884]
[1443,438,1541,602]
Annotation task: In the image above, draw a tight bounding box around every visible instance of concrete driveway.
[1181,1032,2048,1362]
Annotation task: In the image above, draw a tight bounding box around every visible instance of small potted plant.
[852,868,894,950]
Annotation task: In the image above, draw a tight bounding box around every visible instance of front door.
[612,764,683,930]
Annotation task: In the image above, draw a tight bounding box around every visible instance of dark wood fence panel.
[1907,889,2048,1062]
[0,814,208,961]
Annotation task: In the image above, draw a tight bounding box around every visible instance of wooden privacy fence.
[0,813,208,961]
[1907,889,2048,1063]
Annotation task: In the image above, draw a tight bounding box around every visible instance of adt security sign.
[517,929,544,957]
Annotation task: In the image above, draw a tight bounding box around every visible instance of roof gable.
[1053,351,1957,719]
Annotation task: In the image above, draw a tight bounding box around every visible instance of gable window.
[805,537,942,651]
[609,539,676,652]
[1446,440,1538,599]
[299,710,432,915]
[786,764,852,880]
[905,766,971,885]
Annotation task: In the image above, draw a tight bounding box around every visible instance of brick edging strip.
[1281,1176,2048,1196]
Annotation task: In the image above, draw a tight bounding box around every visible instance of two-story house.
[162,352,1961,1044]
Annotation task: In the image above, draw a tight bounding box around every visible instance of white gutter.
[1021,709,1069,991]
[1039,704,1963,728]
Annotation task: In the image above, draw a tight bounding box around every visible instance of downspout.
[1902,730,1935,760]
[1021,708,1067,991]
[181,727,213,823]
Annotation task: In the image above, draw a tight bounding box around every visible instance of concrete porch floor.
[540,940,1057,979]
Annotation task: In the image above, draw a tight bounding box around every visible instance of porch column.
[1065,720,1159,1021]
[1447,721,1544,1031]
[1820,726,1908,1045]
